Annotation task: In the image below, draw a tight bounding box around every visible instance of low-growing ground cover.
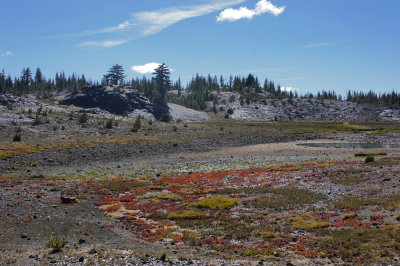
[2,154,399,264]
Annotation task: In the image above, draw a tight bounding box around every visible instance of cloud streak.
[302,40,353,49]
[217,0,285,22]
[45,0,245,47]
[78,40,129,48]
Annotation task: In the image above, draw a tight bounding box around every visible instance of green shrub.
[131,117,141,132]
[160,252,167,261]
[160,113,172,123]
[78,112,88,124]
[105,118,113,129]
[13,132,21,142]
[365,154,375,163]
[227,108,234,115]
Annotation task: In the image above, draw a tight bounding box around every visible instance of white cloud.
[131,62,161,74]
[217,0,285,22]
[45,0,244,47]
[1,51,14,56]
[78,40,128,48]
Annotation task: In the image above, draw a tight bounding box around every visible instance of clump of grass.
[252,188,325,210]
[196,197,238,210]
[342,212,357,220]
[46,235,67,252]
[168,210,204,220]
[144,192,182,201]
[258,231,276,239]
[287,214,329,230]
[240,250,254,256]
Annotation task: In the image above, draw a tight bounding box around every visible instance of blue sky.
[1,0,399,95]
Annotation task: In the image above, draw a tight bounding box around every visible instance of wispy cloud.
[131,0,244,37]
[78,40,129,48]
[302,40,353,49]
[1,51,14,56]
[217,0,285,22]
[131,62,161,74]
[46,0,245,47]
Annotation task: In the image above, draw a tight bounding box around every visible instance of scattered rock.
[61,195,77,204]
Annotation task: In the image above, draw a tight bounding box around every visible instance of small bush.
[46,235,67,252]
[131,117,141,132]
[258,231,276,239]
[105,118,113,129]
[78,112,88,124]
[365,155,375,163]
[160,114,172,123]
[224,114,229,119]
[160,252,167,261]
[227,108,234,115]
[13,132,21,142]
[32,114,42,125]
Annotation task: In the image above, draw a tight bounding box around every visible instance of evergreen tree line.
[1,66,398,108]
[0,67,93,98]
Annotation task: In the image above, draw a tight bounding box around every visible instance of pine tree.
[153,63,171,101]
[104,64,126,85]
[34,68,43,85]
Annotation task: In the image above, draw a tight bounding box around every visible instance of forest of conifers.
[1,66,399,110]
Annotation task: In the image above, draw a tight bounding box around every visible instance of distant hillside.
[201,91,400,122]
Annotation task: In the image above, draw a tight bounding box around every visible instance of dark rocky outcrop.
[60,85,169,118]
